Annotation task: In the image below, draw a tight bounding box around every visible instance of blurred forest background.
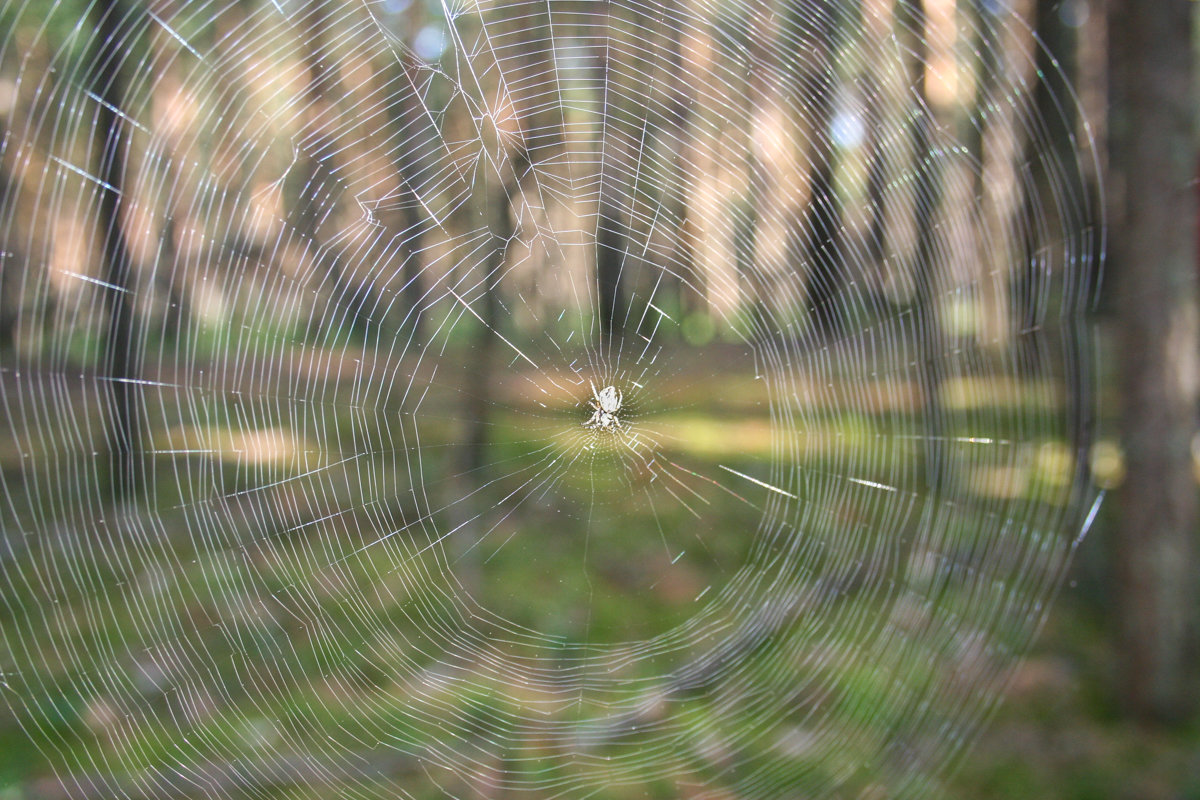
[0,0,1197,797]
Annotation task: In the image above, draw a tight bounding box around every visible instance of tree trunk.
[796,0,843,340]
[966,0,1007,347]
[594,34,627,344]
[457,142,527,478]
[0,159,17,351]
[93,0,142,503]
[458,174,508,479]
[596,198,625,340]
[1109,0,1199,724]
[387,52,428,348]
[297,0,363,340]
[899,0,946,492]
[1013,0,1079,375]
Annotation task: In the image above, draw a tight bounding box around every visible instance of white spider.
[583,381,623,431]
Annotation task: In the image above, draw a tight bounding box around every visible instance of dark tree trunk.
[594,31,627,344]
[1030,0,1078,196]
[1109,0,1199,724]
[387,53,428,348]
[297,0,364,340]
[966,0,1001,259]
[863,74,888,283]
[739,8,782,342]
[93,0,142,502]
[964,1,1012,351]
[596,198,625,340]
[0,162,16,351]
[1013,0,1079,374]
[459,151,525,480]
[155,160,186,342]
[899,0,946,492]
[448,158,520,592]
[658,0,694,333]
[1028,0,1096,502]
[458,196,504,479]
[796,1,843,340]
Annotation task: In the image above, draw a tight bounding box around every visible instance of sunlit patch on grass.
[940,376,1064,411]
[651,415,775,458]
[971,465,1031,499]
[1089,440,1125,489]
[156,425,323,466]
[1035,441,1074,489]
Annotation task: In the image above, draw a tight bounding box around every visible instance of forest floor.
[1,341,1197,799]
[949,595,1200,800]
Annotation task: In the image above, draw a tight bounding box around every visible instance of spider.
[583,381,623,431]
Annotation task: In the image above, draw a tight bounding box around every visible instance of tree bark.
[795,0,843,340]
[1109,0,1199,724]
[458,172,510,479]
[297,0,365,340]
[1013,0,1079,375]
[899,0,946,492]
[0,157,17,351]
[93,0,142,502]
[596,198,625,340]
[386,51,429,348]
[594,34,627,343]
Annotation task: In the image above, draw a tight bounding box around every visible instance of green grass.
[0,341,1188,799]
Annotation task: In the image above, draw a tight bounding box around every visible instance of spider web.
[0,0,1101,797]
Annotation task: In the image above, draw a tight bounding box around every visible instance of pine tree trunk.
[93,0,142,502]
[1109,0,1199,724]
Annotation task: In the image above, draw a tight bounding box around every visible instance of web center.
[583,382,624,431]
